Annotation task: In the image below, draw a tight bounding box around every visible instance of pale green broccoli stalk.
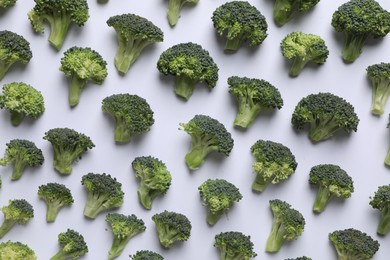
[0,0,17,8]
[0,199,34,239]
[366,63,390,116]
[273,0,320,26]
[0,241,36,260]
[369,185,390,236]
[130,250,164,260]
[167,0,199,27]
[386,116,390,166]
[214,231,257,260]
[50,229,88,260]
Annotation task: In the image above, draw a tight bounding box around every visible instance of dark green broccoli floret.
[179,114,234,170]
[250,140,297,192]
[27,0,89,50]
[329,228,380,260]
[0,199,34,239]
[60,46,108,107]
[0,139,44,181]
[285,257,312,260]
[0,241,36,260]
[132,156,172,210]
[166,0,198,27]
[0,82,45,126]
[107,13,163,74]
[198,179,242,225]
[130,250,164,260]
[331,0,390,63]
[291,92,359,142]
[151,210,192,249]
[43,128,95,175]
[102,94,155,143]
[265,199,305,253]
[273,0,320,26]
[157,42,219,100]
[37,182,74,223]
[211,1,268,52]
[0,0,17,8]
[106,213,146,260]
[366,63,390,116]
[228,76,283,128]
[369,184,390,236]
[214,231,257,260]
[50,229,88,260]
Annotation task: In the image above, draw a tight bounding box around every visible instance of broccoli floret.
[102,94,155,143]
[329,228,380,260]
[273,0,320,26]
[309,164,354,213]
[130,250,164,260]
[280,31,329,77]
[228,76,283,128]
[179,114,234,170]
[166,0,198,27]
[81,172,124,219]
[265,199,305,253]
[285,257,312,260]
[151,210,192,249]
[198,179,242,225]
[106,213,146,260]
[369,184,390,236]
[59,46,108,107]
[27,0,89,50]
[50,229,88,260]
[214,231,257,260]
[107,13,163,74]
[43,128,95,175]
[0,139,44,181]
[131,156,172,210]
[291,92,359,142]
[0,199,34,239]
[37,182,74,223]
[157,42,219,100]
[0,241,36,260]
[366,63,390,115]
[0,82,45,126]
[331,0,390,63]
[250,140,297,192]
[0,0,17,8]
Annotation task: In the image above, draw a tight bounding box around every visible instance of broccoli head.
[273,0,320,26]
[51,229,88,260]
[369,184,390,236]
[366,63,390,115]
[0,199,34,239]
[214,231,257,260]
[130,250,164,260]
[166,0,198,27]
[0,241,36,260]
[0,0,17,8]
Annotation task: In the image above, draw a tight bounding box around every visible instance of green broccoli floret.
[179,114,234,170]
[130,250,164,260]
[0,139,44,181]
[0,0,17,8]
[50,229,88,260]
[0,199,34,239]
[81,172,124,219]
[250,140,297,192]
[151,210,192,249]
[331,0,390,63]
[106,213,146,260]
[273,0,320,26]
[59,46,108,107]
[166,0,198,27]
[291,92,359,142]
[309,164,354,213]
[285,257,312,260]
[37,182,74,223]
[107,13,163,74]
[102,94,155,143]
[280,31,329,77]
[329,228,380,260]
[214,231,257,260]
[265,199,305,253]
[27,0,89,50]
[0,241,36,260]
[0,82,45,126]
[43,127,95,175]
[369,184,390,236]
[228,76,283,128]
[131,156,172,210]
[198,179,242,225]
[157,42,219,100]
[366,63,390,115]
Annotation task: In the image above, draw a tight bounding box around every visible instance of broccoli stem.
[370,78,390,115]
[206,210,223,226]
[0,60,13,80]
[45,201,63,223]
[385,148,390,166]
[10,160,27,181]
[155,223,178,248]
[68,76,87,107]
[113,122,131,143]
[52,150,74,175]
[137,183,154,210]
[0,219,16,238]
[377,207,390,236]
[341,33,368,63]
[47,14,71,50]
[167,0,182,27]
[114,38,149,74]
[265,218,285,253]
[252,174,269,192]
[185,137,217,170]
[224,35,244,52]
[50,250,69,260]
[290,57,309,77]
[108,236,132,260]
[9,111,25,126]
[234,102,262,128]
[308,118,340,142]
[83,193,109,219]
[273,0,294,26]
[313,185,332,213]
[174,75,197,100]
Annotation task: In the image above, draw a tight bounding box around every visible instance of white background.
[1,0,390,259]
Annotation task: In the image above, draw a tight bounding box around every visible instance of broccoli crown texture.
[51,229,88,260]
[0,199,34,239]
[0,0,17,8]
[166,0,199,27]
[273,0,320,26]
[214,231,257,260]
[0,241,36,260]
[285,257,311,260]
[370,185,390,236]
[131,250,164,260]
[211,1,268,51]
[366,62,390,115]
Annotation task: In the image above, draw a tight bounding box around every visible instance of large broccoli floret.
[130,250,164,260]
[50,229,88,260]
[0,241,36,260]
[273,0,320,26]
[157,42,219,100]
[0,199,34,239]
[27,0,89,50]
[366,63,390,116]
[0,0,17,8]
[106,213,146,260]
[179,114,234,170]
[0,139,44,181]
[214,231,257,260]
[43,128,95,175]
[369,184,390,236]
[131,156,172,210]
[166,0,198,27]
[331,0,390,63]
[291,92,359,142]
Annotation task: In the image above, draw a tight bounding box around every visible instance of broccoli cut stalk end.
[185,141,217,170]
[108,236,132,260]
[377,207,390,236]
[45,202,63,223]
[0,60,13,80]
[224,36,243,52]
[10,111,25,126]
[370,78,390,116]
[312,185,332,213]
[137,183,153,210]
[113,123,131,143]
[174,75,197,100]
[47,15,71,50]
[273,0,294,26]
[53,153,73,175]
[10,160,28,181]
[252,173,269,192]
[234,102,263,128]
[0,219,16,239]
[265,219,284,253]
[206,210,224,226]
[167,0,182,27]
[384,149,390,167]
[68,76,87,107]
[341,33,368,63]
[289,57,309,77]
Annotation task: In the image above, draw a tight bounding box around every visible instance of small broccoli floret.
[214,231,257,260]
[285,257,312,260]
[0,139,44,181]
[273,0,320,26]
[28,0,89,50]
[369,185,390,236]
[152,210,192,249]
[0,0,17,8]
[50,229,88,260]
[106,213,146,260]
[0,199,34,239]
[43,128,95,175]
[331,0,390,63]
[309,164,354,213]
[329,228,380,260]
[60,46,108,107]
[130,250,164,260]
[157,42,219,100]
[0,241,36,260]
[291,92,359,142]
[132,156,172,210]
[166,0,198,27]
[366,63,390,115]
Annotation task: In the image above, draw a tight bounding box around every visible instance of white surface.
[0,0,390,259]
